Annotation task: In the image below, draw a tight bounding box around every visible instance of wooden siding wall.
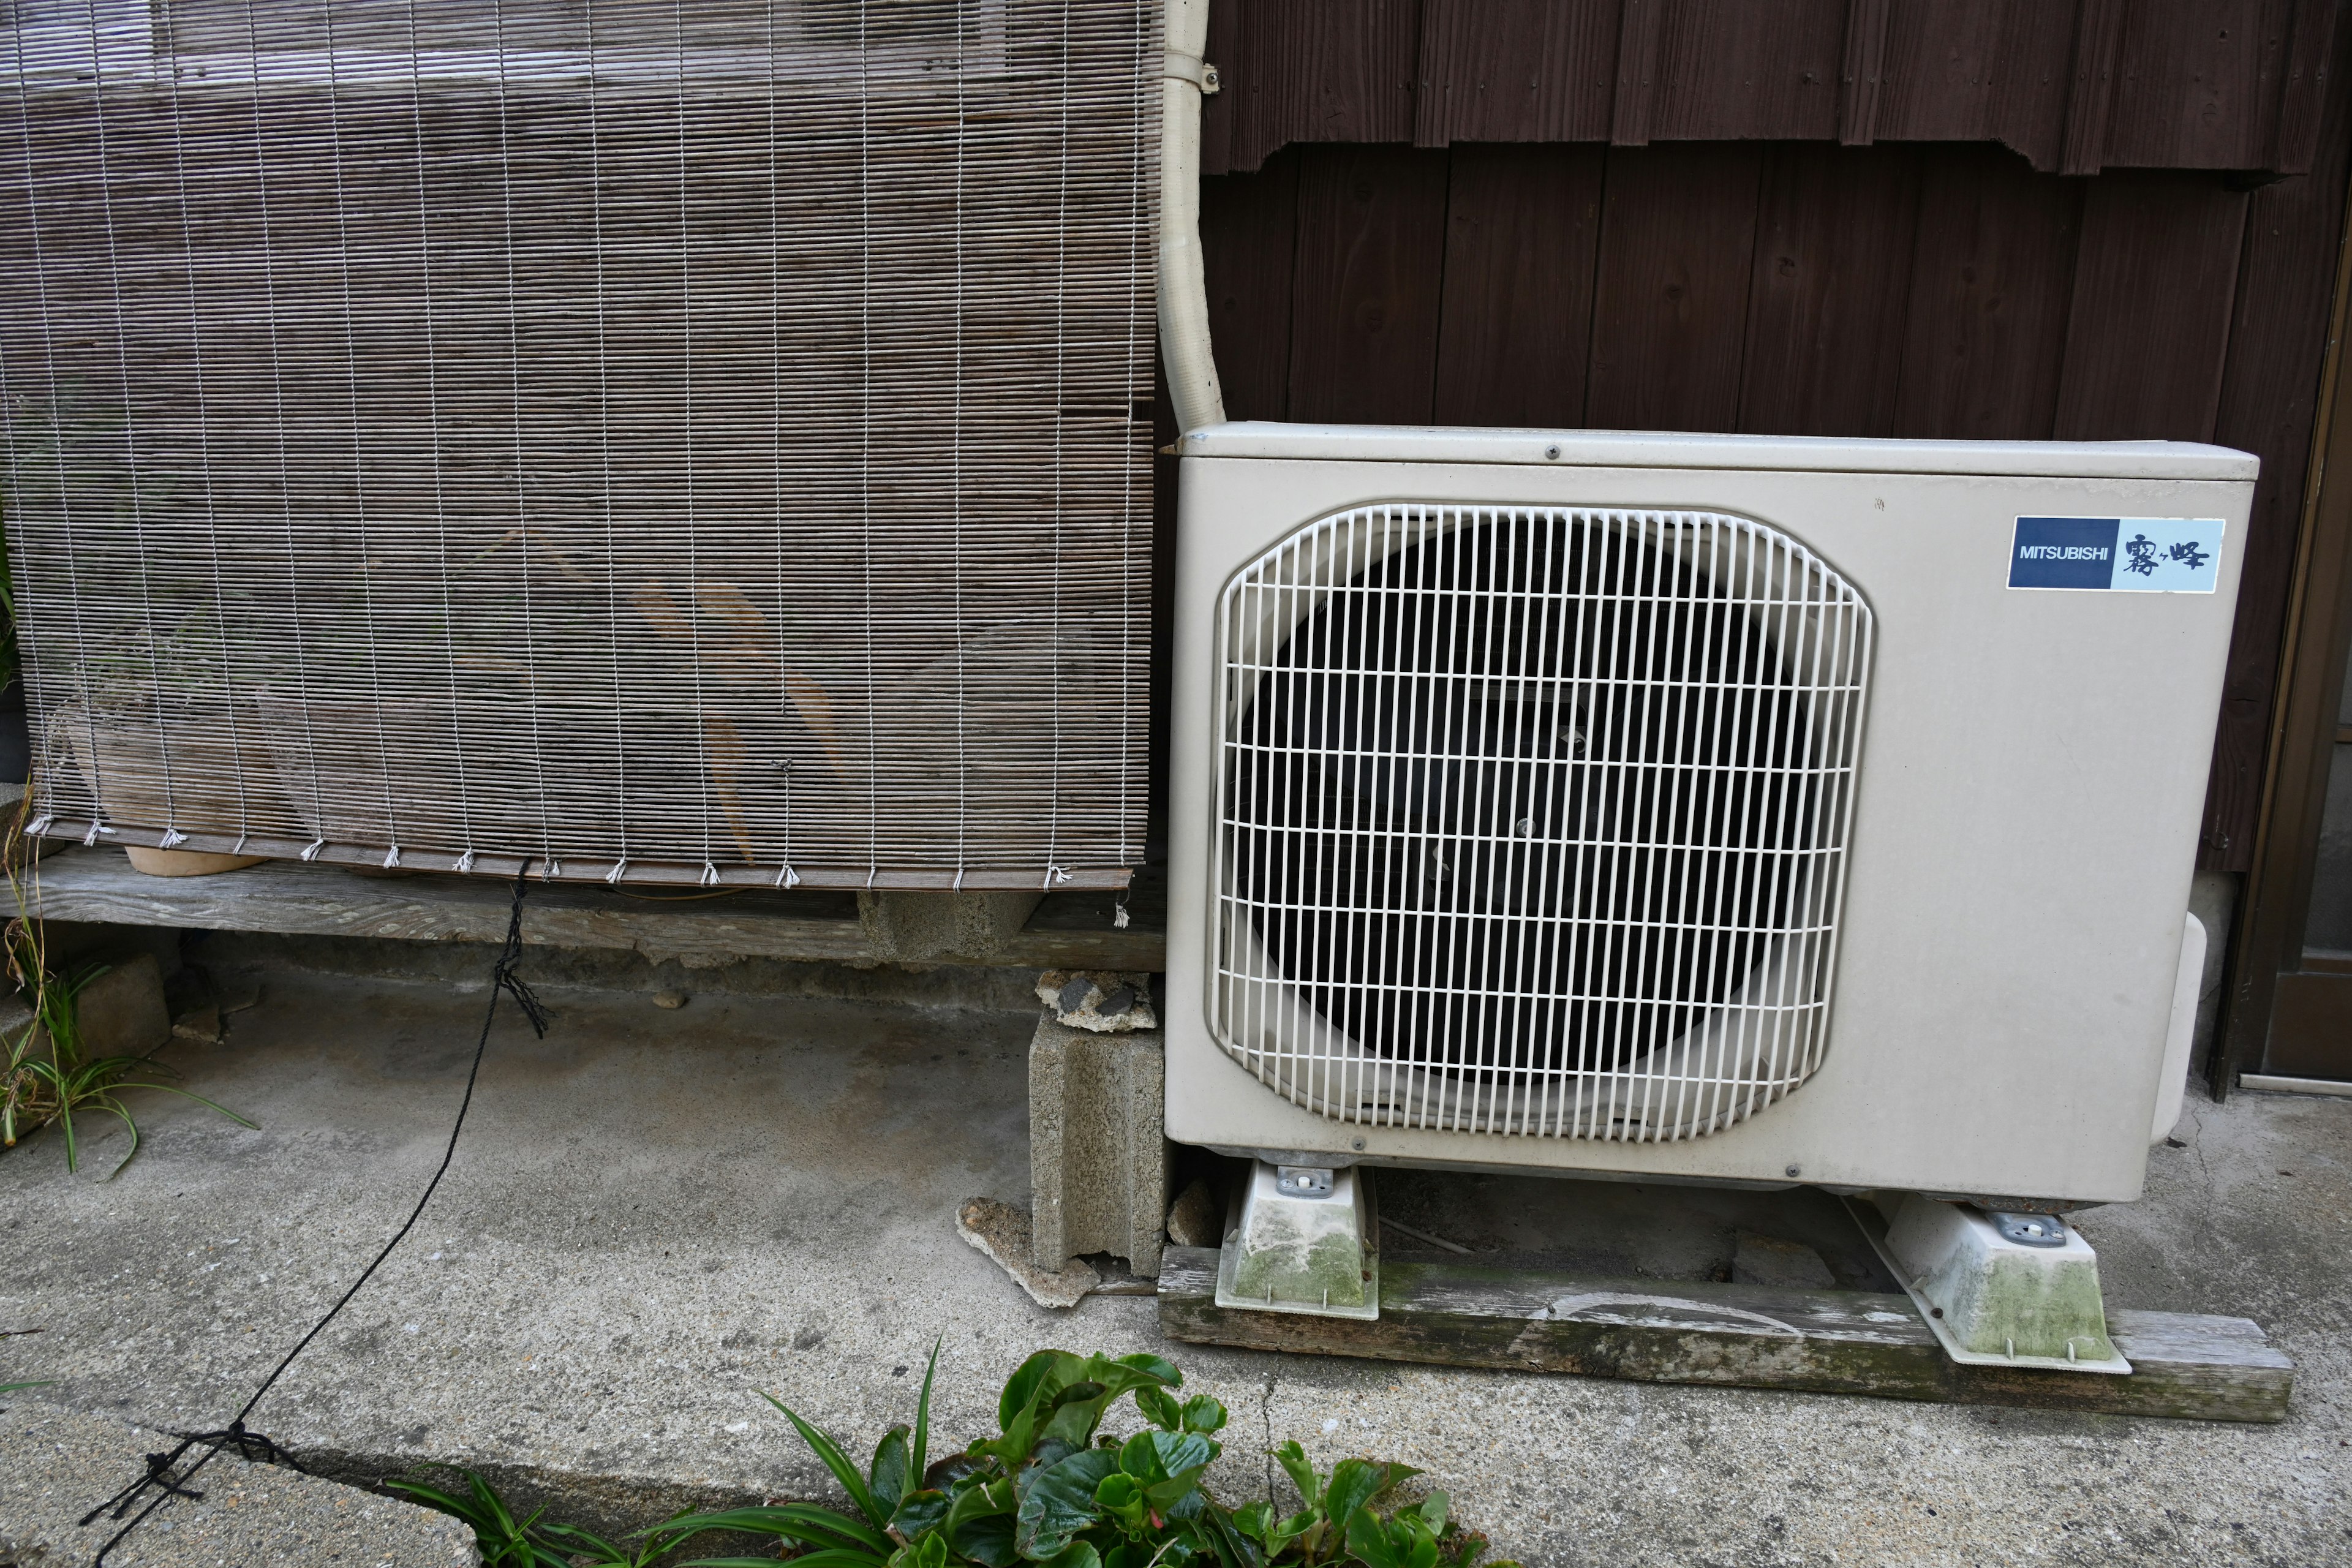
[1200,0,2342,178]
[1197,66,2352,872]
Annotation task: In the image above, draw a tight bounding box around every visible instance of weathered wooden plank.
[1156,1248,2294,1423]
[1651,0,1846,141]
[1838,0,1894,145]
[1892,145,2084,440]
[2062,0,2132,175]
[2203,17,2352,871]
[1432,145,1605,428]
[997,923,1171,973]
[1739,143,1921,436]
[23,848,1169,970]
[1286,145,1450,426]
[1585,143,1763,432]
[1200,148,1303,423]
[1874,0,2078,173]
[2056,170,2250,441]
[1226,0,1420,176]
[27,850,871,961]
[1414,0,1620,146]
[2104,0,2293,173]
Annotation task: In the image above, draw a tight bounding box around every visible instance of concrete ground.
[1,1396,475,1566]
[1,946,2348,1566]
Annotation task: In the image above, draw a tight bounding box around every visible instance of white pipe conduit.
[1159,0,1227,434]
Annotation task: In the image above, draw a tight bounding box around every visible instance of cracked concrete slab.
[0,1395,475,1566]
[0,957,2345,1565]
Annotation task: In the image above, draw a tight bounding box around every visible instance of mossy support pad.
[1156,1247,2292,1423]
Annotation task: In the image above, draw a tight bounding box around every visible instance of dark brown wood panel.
[1651,0,1847,141]
[2204,18,2352,870]
[1433,145,1606,427]
[2064,0,2133,175]
[1874,0,2079,172]
[1286,145,1451,424]
[1202,0,2332,173]
[1199,0,1248,175]
[1611,0,1667,145]
[2271,0,2344,173]
[1892,145,2083,440]
[2103,0,2294,172]
[1839,0,1896,145]
[1414,0,1619,147]
[1586,143,1764,431]
[2056,172,2250,440]
[1738,144,1922,436]
[1200,148,1303,422]
[1220,0,1422,176]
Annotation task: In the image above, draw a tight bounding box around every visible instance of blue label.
[2009,516,2223,594]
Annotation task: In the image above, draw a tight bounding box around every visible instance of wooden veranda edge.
[1155,1248,2292,1424]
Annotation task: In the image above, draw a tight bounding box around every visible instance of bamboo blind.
[0,0,1156,889]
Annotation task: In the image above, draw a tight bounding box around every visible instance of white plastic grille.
[1211,504,1874,1141]
[0,0,1153,889]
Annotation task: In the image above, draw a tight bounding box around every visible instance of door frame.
[2215,182,2352,1095]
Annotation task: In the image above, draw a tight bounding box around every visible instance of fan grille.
[1211,505,1873,1142]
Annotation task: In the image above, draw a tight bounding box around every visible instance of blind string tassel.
[456,850,476,873]
[699,862,720,888]
[298,840,325,862]
[774,864,800,889]
[605,858,628,886]
[157,827,187,849]
[382,845,401,870]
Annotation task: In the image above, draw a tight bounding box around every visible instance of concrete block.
[859,889,1044,962]
[75,950,171,1057]
[1029,1014,1168,1278]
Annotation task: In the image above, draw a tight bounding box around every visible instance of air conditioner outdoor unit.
[1164,423,2249,1349]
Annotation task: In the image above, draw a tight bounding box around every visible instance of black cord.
[82,859,549,1562]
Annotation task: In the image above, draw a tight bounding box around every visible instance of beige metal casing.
[1166,423,2256,1205]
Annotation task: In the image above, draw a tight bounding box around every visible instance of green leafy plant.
[385,1470,576,1568]
[0,874,254,1175]
[386,1467,681,1567]
[1234,1446,1495,1568]
[388,1348,1518,1568]
[635,1344,1518,1568]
